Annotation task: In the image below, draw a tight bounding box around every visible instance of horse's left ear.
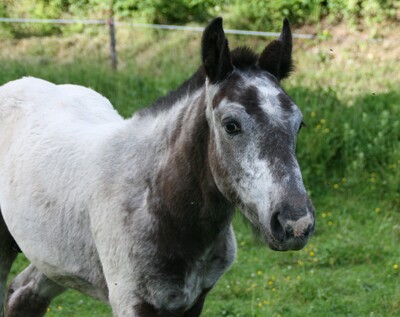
[258,18,293,81]
[201,17,234,84]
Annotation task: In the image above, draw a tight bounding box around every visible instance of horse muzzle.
[265,202,315,251]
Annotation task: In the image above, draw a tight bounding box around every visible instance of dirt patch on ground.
[296,21,400,64]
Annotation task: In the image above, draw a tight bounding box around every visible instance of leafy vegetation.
[1,0,399,37]
[1,8,399,317]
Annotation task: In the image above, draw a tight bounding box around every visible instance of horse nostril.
[270,212,285,242]
[284,224,294,238]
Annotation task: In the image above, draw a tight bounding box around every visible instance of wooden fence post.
[108,1,117,71]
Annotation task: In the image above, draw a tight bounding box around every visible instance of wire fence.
[0,17,316,38]
[0,17,317,70]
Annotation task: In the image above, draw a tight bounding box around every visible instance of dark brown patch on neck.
[147,97,234,263]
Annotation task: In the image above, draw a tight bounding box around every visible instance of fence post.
[108,1,117,71]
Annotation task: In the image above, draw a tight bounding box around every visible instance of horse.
[0,17,315,317]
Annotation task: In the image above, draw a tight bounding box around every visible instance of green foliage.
[327,0,400,24]
[1,0,399,38]
[0,1,12,37]
[113,0,221,24]
[226,0,400,31]
[291,87,400,204]
[4,0,65,37]
[227,0,326,31]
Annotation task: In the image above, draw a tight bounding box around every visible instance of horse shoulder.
[0,77,122,124]
[57,84,122,123]
[0,77,53,119]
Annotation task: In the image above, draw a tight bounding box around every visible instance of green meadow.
[1,24,399,316]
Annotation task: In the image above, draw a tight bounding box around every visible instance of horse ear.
[258,18,293,81]
[201,17,234,84]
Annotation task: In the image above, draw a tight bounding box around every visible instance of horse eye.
[224,121,241,134]
[298,121,306,133]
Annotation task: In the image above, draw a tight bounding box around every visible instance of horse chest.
[153,229,236,312]
[151,254,228,312]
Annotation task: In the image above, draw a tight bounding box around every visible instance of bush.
[327,0,399,25]
[0,0,399,37]
[3,0,65,37]
[226,0,400,31]
[113,0,221,24]
[226,0,326,31]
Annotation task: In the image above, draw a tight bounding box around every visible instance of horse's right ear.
[258,18,293,81]
[201,17,234,84]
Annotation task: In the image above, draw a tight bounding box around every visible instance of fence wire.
[0,17,316,39]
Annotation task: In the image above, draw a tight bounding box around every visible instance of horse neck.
[146,89,234,255]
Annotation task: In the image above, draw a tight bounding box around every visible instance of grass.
[1,27,399,316]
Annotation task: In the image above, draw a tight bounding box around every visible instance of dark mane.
[141,46,259,116]
[231,46,259,70]
[139,68,206,116]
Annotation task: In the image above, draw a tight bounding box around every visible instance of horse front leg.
[0,211,18,317]
[5,264,66,317]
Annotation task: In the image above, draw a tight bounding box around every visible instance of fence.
[0,17,316,70]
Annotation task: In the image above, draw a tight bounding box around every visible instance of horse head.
[203,18,315,251]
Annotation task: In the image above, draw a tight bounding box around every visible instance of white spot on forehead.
[250,76,282,97]
[248,75,303,129]
[250,76,286,125]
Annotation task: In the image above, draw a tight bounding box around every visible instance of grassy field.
[1,25,399,316]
